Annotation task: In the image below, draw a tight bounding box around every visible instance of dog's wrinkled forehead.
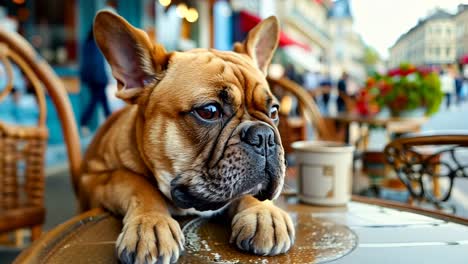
[161,49,276,113]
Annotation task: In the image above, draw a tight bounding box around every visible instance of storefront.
[1,0,233,82]
[1,0,234,144]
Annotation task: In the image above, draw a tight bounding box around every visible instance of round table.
[324,113,427,126]
[324,113,428,149]
[14,196,468,264]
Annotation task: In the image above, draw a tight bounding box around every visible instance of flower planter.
[357,63,443,118]
[391,107,426,118]
[376,108,391,118]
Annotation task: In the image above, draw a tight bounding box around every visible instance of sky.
[351,0,466,59]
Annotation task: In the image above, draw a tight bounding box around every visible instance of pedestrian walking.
[461,78,468,103]
[440,69,455,110]
[337,72,349,113]
[79,29,111,130]
[455,74,463,106]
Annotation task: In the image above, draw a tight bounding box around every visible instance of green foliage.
[360,63,442,116]
[363,47,381,75]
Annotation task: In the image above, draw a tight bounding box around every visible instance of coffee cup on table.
[292,141,355,206]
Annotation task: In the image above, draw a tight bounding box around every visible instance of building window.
[457,25,464,37]
[337,50,344,62]
[435,47,440,57]
[446,47,451,57]
[337,26,344,37]
[446,27,451,35]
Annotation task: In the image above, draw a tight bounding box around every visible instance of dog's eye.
[269,106,279,121]
[194,104,222,121]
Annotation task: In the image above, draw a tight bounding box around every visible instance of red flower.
[416,66,436,76]
[358,89,369,100]
[389,94,408,111]
[388,64,417,77]
[366,77,376,87]
[400,67,416,76]
[377,80,392,96]
[356,100,379,116]
[388,68,401,77]
[356,100,369,116]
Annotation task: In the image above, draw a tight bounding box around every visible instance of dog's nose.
[241,124,275,153]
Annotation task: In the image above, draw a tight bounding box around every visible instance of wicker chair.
[0,29,81,243]
[384,132,468,211]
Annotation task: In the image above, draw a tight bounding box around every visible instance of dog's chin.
[171,186,230,211]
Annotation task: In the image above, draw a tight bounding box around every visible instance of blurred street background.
[1,0,468,262]
[1,0,466,168]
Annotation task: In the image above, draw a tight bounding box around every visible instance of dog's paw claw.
[116,213,184,264]
[231,204,295,256]
[118,248,135,264]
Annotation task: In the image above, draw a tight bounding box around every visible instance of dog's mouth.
[170,184,231,211]
[170,173,281,211]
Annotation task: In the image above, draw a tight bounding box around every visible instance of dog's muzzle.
[241,123,282,201]
[170,123,283,211]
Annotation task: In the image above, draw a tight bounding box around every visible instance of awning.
[282,46,322,72]
[239,11,311,51]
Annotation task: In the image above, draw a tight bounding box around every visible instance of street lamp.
[158,0,171,7]
[185,8,198,23]
[176,3,188,18]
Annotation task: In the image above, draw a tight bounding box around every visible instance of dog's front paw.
[230,203,295,256]
[116,213,184,264]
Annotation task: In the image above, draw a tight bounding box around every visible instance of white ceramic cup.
[292,141,355,206]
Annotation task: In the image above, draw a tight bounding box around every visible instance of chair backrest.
[0,29,82,204]
[267,76,339,141]
[384,133,468,208]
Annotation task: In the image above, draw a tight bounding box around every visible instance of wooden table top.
[324,113,428,127]
[15,196,468,264]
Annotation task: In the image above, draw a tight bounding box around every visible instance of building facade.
[278,0,332,72]
[389,9,456,68]
[455,4,468,60]
[231,0,332,73]
[327,0,366,83]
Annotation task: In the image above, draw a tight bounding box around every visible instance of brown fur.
[79,11,295,264]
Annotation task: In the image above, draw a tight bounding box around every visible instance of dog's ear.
[93,11,168,103]
[234,16,279,75]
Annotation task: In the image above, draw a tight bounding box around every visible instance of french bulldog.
[78,10,295,264]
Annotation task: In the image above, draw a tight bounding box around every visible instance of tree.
[363,46,381,75]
